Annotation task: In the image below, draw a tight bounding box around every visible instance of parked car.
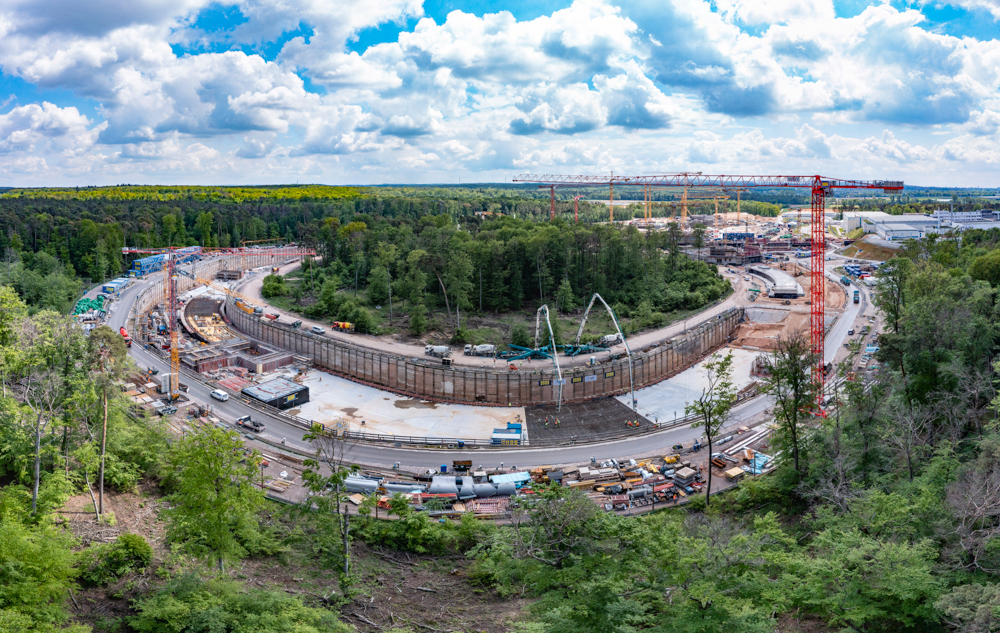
[210,389,229,402]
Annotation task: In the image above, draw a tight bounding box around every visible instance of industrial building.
[875,223,923,241]
[242,377,309,410]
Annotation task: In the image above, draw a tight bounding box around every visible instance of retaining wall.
[226,296,744,406]
[128,252,744,407]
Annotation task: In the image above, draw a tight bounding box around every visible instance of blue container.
[440,464,447,473]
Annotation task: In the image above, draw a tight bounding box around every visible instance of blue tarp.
[742,453,772,476]
[489,472,531,485]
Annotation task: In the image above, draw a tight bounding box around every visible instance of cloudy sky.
[1,0,999,186]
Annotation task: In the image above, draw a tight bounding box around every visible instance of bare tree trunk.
[706,436,714,506]
[435,273,453,334]
[99,391,108,515]
[84,468,100,521]
[32,412,44,514]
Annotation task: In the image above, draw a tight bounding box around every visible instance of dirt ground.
[525,397,655,443]
[730,261,846,351]
[59,483,531,633]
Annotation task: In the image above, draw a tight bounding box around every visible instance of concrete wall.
[226,295,744,406]
[130,252,744,407]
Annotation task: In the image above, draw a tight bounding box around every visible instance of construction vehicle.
[598,333,623,347]
[236,415,265,432]
[425,345,451,358]
[119,326,132,347]
[331,321,355,333]
[663,454,680,464]
[853,290,860,304]
[291,320,302,329]
[464,344,496,357]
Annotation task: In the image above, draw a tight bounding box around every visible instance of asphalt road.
[109,254,851,470]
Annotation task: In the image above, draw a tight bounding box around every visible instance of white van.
[311,325,325,335]
[210,389,229,402]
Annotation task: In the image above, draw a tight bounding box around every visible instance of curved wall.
[225,296,744,406]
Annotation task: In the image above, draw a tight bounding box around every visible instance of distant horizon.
[2,182,998,193]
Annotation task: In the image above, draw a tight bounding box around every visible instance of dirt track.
[241,264,750,369]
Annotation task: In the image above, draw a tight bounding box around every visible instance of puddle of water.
[394,399,438,409]
[341,407,359,417]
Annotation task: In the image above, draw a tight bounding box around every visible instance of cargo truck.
[464,344,496,356]
[853,290,860,304]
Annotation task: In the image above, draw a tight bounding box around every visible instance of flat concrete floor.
[618,346,761,424]
[282,368,525,440]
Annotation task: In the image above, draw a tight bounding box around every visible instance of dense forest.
[3,223,1000,632]
[267,214,731,339]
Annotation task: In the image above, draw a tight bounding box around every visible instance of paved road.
[110,254,858,470]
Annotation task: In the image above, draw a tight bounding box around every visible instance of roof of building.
[242,377,307,401]
[748,265,803,295]
[881,223,921,232]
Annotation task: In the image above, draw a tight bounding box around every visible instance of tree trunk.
[99,390,108,515]
[705,436,714,506]
[32,413,43,514]
[435,273,453,334]
[84,468,100,520]
[791,413,800,474]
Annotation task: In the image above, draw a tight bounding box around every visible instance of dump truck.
[841,275,851,286]
[464,344,496,356]
[425,345,451,358]
[853,290,860,304]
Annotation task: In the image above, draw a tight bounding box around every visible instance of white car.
[210,389,229,402]
[311,325,325,335]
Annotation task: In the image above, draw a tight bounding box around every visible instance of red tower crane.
[573,195,584,222]
[514,174,903,400]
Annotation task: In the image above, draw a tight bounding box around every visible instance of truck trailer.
[464,344,496,356]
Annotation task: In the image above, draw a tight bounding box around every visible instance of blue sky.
[1,0,999,186]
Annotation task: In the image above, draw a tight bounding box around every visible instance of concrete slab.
[279,369,525,441]
[618,347,761,424]
[745,308,789,323]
